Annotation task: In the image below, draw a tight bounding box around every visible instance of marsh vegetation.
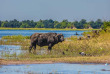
[0,28,110,64]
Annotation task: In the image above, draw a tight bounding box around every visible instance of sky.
[0,0,110,21]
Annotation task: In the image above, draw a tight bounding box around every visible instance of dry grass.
[52,31,110,56]
[1,56,110,65]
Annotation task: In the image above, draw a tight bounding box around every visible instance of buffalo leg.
[29,44,33,53]
[29,42,36,53]
[33,44,36,53]
[48,43,52,52]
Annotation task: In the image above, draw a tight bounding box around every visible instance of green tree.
[35,20,44,28]
[0,21,1,27]
[60,19,68,28]
[0,19,105,29]
[67,22,74,28]
[8,19,21,28]
[95,19,103,29]
[54,23,61,28]
[35,22,44,28]
[43,19,54,28]
[20,23,30,28]
[22,20,36,28]
[1,21,5,27]
[1,21,8,27]
[83,24,91,29]
[79,19,87,29]
[73,21,79,29]
[88,20,95,28]
[101,21,110,30]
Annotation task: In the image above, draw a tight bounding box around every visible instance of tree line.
[0,19,109,29]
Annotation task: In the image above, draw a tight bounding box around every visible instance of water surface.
[0,63,110,74]
[0,45,26,58]
[0,30,87,38]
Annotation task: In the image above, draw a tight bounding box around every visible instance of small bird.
[79,52,86,56]
[62,51,65,55]
[105,63,108,66]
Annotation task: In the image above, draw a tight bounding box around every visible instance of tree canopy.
[0,19,108,29]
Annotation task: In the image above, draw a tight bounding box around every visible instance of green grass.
[1,54,110,64]
[2,35,30,39]
[0,35,30,50]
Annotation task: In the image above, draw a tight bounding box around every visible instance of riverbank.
[0,56,110,65]
[0,27,99,31]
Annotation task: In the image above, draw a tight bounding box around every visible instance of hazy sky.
[0,0,110,21]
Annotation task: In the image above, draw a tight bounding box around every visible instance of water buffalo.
[29,33,64,53]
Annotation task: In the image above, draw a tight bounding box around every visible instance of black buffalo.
[29,33,64,52]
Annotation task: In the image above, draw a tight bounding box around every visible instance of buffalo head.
[57,34,64,42]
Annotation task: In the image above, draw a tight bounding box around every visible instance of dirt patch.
[0,59,54,65]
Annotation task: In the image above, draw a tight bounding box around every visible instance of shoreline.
[0,60,108,65]
[0,56,110,65]
[0,59,54,65]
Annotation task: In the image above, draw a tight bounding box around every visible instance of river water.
[0,63,110,74]
[0,30,87,38]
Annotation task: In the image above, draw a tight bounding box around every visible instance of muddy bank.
[0,59,53,65]
[0,56,110,65]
